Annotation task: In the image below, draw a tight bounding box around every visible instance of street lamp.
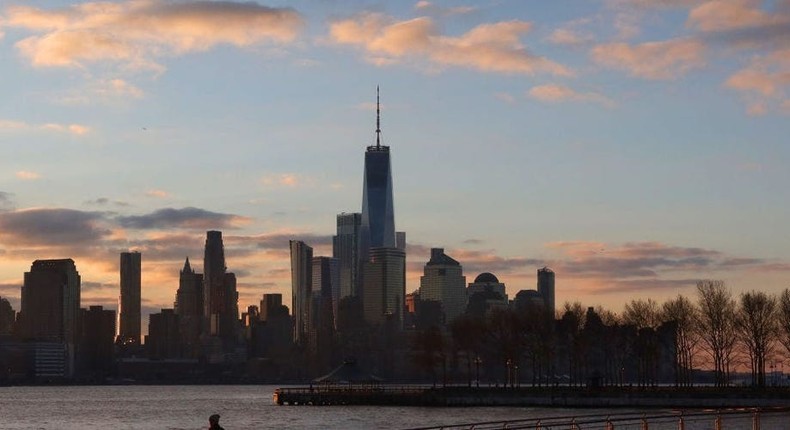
[514,365,519,388]
[474,356,482,388]
[506,359,513,388]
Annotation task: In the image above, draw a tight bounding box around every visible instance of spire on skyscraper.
[376,85,381,149]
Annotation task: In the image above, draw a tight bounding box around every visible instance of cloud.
[116,207,251,230]
[4,1,304,71]
[0,119,91,135]
[687,0,789,33]
[0,192,14,211]
[15,171,41,180]
[0,120,28,131]
[548,28,594,46]
[97,78,144,99]
[84,197,130,207]
[0,208,111,246]
[610,0,704,8]
[261,173,307,188]
[145,189,169,198]
[544,241,766,281]
[329,13,572,76]
[528,84,615,107]
[591,38,705,79]
[413,1,476,17]
[725,49,790,114]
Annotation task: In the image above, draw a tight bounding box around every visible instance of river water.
[0,385,786,429]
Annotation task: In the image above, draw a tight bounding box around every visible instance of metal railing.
[403,407,790,430]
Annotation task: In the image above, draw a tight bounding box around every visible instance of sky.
[0,0,789,327]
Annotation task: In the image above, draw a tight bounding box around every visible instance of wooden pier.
[274,386,432,406]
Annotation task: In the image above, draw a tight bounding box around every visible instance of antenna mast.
[376,86,381,148]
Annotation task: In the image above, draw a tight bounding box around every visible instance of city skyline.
[1,0,790,325]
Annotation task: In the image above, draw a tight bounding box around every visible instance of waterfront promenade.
[274,385,790,408]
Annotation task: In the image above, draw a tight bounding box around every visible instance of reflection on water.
[0,385,787,429]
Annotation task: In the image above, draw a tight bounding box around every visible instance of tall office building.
[202,231,239,350]
[419,248,467,324]
[174,257,203,358]
[259,293,283,322]
[118,251,141,345]
[537,267,556,316]
[333,212,361,299]
[358,88,397,289]
[357,88,405,329]
[396,231,406,251]
[147,309,180,359]
[0,297,14,335]
[79,305,115,374]
[17,259,81,376]
[363,247,406,328]
[312,257,339,330]
[290,240,313,344]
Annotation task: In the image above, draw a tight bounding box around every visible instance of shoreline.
[274,385,790,408]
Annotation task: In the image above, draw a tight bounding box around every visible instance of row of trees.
[411,281,790,388]
[622,280,790,387]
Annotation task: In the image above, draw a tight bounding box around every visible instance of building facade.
[290,240,313,344]
[333,212,361,299]
[419,248,467,324]
[174,257,203,358]
[202,231,239,351]
[537,267,556,316]
[17,259,81,377]
[363,247,406,328]
[118,251,141,345]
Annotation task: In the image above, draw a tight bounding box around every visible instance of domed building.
[467,272,508,314]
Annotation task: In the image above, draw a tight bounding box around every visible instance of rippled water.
[1,385,787,429]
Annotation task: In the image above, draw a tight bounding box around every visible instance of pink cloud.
[4,1,303,71]
[687,0,789,32]
[591,38,705,79]
[528,84,615,107]
[329,13,572,76]
[725,49,790,115]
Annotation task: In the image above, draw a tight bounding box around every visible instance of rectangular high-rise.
[363,247,405,328]
[174,257,203,358]
[260,293,283,322]
[118,251,141,345]
[419,248,467,324]
[290,240,313,344]
[312,256,339,330]
[17,259,81,377]
[202,231,239,351]
[537,267,556,316]
[333,212,361,299]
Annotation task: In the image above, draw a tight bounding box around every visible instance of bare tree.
[737,291,778,388]
[661,295,699,387]
[622,298,661,329]
[779,289,790,357]
[696,280,738,387]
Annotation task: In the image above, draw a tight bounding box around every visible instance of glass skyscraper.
[357,88,406,328]
[358,88,397,298]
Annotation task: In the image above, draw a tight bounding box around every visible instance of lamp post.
[514,364,519,388]
[474,356,482,388]
[506,359,513,388]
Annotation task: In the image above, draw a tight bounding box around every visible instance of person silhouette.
[209,414,224,430]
